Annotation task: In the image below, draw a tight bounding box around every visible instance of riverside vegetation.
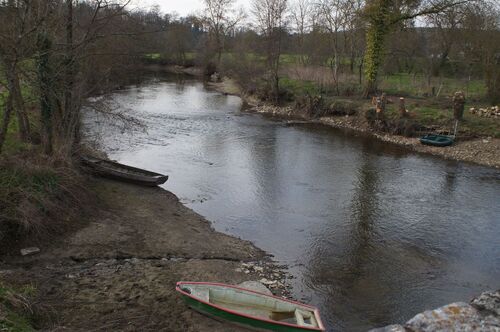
[145,0,499,166]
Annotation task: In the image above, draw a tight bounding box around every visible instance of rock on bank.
[370,290,500,332]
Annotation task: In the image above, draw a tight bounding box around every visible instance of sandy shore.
[0,179,290,331]
[209,77,500,169]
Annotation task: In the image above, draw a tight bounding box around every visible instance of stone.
[471,290,500,317]
[238,281,272,295]
[405,302,500,331]
[368,324,407,332]
[259,278,276,286]
[253,266,264,272]
[20,247,40,256]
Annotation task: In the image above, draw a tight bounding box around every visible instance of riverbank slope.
[0,178,287,331]
[209,77,500,169]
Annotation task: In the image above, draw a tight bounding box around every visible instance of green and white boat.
[176,281,325,331]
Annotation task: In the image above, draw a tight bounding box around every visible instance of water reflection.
[84,76,500,331]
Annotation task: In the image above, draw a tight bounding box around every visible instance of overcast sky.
[130,0,249,17]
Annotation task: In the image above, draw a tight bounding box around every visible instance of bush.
[294,94,324,117]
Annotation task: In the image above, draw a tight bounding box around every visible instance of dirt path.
[0,179,284,331]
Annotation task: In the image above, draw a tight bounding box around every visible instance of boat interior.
[181,284,320,329]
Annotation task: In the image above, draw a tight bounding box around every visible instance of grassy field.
[379,73,487,99]
[147,51,489,100]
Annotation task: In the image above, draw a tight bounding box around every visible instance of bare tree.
[459,1,500,103]
[317,0,355,94]
[201,0,244,65]
[289,0,312,65]
[252,0,288,104]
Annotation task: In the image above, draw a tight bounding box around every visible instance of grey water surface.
[83,75,500,331]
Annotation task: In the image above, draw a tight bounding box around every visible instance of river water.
[84,75,500,331]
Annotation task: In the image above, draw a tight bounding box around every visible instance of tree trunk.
[399,97,407,117]
[13,72,30,140]
[452,91,465,121]
[0,90,14,154]
[37,32,53,155]
[5,64,29,142]
[63,0,76,145]
[376,93,387,120]
[363,0,391,97]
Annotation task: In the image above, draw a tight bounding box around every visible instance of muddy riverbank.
[209,77,500,169]
[0,178,291,331]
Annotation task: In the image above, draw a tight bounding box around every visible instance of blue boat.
[419,134,454,147]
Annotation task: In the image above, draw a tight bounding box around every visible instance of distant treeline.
[0,0,499,157]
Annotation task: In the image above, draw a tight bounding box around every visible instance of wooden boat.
[176,281,325,331]
[419,134,454,147]
[81,156,168,187]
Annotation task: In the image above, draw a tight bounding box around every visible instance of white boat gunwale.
[176,281,326,331]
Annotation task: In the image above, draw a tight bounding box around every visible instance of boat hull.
[176,282,325,332]
[81,156,168,186]
[181,294,322,332]
[419,134,454,147]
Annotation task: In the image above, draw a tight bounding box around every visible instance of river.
[83,75,500,331]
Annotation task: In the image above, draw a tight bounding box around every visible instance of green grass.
[0,79,39,155]
[280,77,326,95]
[144,53,161,60]
[0,162,61,222]
[0,165,59,195]
[379,73,487,99]
[0,283,36,332]
[461,113,500,138]
[144,52,196,61]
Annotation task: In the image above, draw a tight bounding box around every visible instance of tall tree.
[252,0,288,104]
[201,0,244,65]
[37,30,54,155]
[290,0,312,65]
[63,0,76,144]
[317,0,354,94]
[363,0,470,97]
